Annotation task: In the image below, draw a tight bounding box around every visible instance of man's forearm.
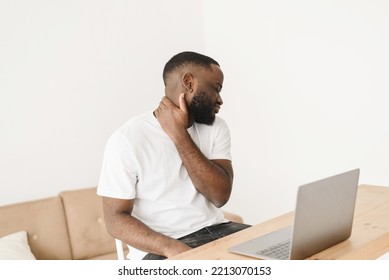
[107,211,190,258]
[154,94,233,207]
[171,131,232,207]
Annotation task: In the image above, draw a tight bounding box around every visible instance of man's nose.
[217,93,223,105]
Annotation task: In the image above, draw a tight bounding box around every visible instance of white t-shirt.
[97,111,232,259]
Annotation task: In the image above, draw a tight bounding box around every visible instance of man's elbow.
[103,209,129,239]
[103,212,119,238]
[212,190,231,208]
[213,199,228,208]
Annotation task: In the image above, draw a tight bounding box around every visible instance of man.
[98,51,249,260]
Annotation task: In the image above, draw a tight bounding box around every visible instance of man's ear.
[182,73,194,93]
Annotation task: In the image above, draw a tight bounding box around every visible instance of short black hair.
[162,51,220,85]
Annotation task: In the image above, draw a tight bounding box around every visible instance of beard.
[187,89,216,125]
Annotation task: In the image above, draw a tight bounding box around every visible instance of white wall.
[203,0,389,224]
[0,0,206,204]
[1,1,388,226]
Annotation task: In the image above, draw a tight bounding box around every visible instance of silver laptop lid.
[289,168,360,259]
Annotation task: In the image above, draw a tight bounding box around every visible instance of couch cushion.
[0,197,72,259]
[59,187,116,260]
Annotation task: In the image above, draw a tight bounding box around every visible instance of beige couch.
[0,187,242,260]
[0,187,121,260]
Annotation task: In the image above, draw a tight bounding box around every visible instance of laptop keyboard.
[256,240,291,260]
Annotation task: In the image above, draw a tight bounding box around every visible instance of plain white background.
[1,0,388,225]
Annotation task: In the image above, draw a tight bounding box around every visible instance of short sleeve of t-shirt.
[209,117,232,161]
[97,131,138,199]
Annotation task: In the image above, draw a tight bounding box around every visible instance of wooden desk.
[170,185,389,260]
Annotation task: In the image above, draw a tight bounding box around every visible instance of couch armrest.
[223,211,243,223]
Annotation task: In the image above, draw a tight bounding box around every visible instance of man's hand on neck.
[154,93,193,143]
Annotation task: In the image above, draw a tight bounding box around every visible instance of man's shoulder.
[116,111,155,132]
[106,111,156,143]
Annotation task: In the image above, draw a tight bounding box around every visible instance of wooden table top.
[170,185,389,260]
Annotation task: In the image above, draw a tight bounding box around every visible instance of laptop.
[229,169,360,260]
